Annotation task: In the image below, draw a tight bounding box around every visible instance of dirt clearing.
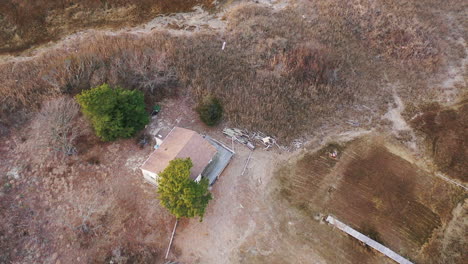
[172,138,392,264]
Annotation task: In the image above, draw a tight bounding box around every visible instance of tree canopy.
[157,158,212,221]
[75,84,149,141]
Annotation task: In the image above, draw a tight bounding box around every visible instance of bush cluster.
[76,84,148,141]
[196,96,223,126]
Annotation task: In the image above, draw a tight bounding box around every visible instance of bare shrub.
[34,96,80,156]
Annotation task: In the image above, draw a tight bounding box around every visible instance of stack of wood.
[223,128,255,150]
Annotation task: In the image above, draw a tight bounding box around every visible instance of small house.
[141,127,234,186]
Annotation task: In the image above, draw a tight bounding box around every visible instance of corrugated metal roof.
[141,127,217,180]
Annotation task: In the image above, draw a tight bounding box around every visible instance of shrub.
[157,158,212,221]
[196,96,223,126]
[75,84,149,141]
[35,96,80,156]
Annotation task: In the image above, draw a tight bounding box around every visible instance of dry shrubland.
[0,33,177,116]
[0,0,465,141]
[31,97,80,157]
[0,0,216,54]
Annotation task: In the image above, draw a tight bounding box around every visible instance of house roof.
[141,127,217,180]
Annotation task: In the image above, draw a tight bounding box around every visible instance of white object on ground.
[326,215,413,264]
[165,219,179,260]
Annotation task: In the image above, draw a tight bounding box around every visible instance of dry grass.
[0,0,465,142]
[0,0,216,54]
[409,99,468,182]
[0,128,173,263]
[0,33,176,115]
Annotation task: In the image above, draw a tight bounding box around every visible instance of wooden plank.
[326,215,413,264]
[241,151,253,176]
[165,219,179,260]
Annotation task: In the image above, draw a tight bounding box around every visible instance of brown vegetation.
[0,125,174,263]
[3,0,461,142]
[0,1,466,263]
[0,0,216,54]
[32,97,80,157]
[409,99,468,182]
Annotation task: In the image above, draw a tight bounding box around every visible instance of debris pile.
[223,128,283,150]
[252,131,278,150]
[223,128,255,150]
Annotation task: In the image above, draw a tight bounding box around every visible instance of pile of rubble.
[223,128,281,150]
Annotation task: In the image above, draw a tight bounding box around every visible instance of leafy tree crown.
[75,84,149,141]
[157,158,212,221]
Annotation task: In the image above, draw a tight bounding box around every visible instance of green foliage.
[75,84,149,141]
[157,158,212,221]
[196,96,223,126]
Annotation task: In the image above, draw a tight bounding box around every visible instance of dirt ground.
[0,96,210,264]
[279,136,466,261]
[0,91,253,264]
[168,133,466,264]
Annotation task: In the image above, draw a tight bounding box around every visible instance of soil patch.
[277,136,466,263]
[409,99,468,182]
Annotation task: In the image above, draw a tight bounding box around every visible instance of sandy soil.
[171,147,285,263]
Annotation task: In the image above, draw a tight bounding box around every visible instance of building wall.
[142,169,158,185]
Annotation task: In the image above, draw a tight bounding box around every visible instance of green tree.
[196,96,223,126]
[75,84,149,141]
[157,158,212,221]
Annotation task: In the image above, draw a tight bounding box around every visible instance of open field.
[171,131,465,264]
[276,136,467,263]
